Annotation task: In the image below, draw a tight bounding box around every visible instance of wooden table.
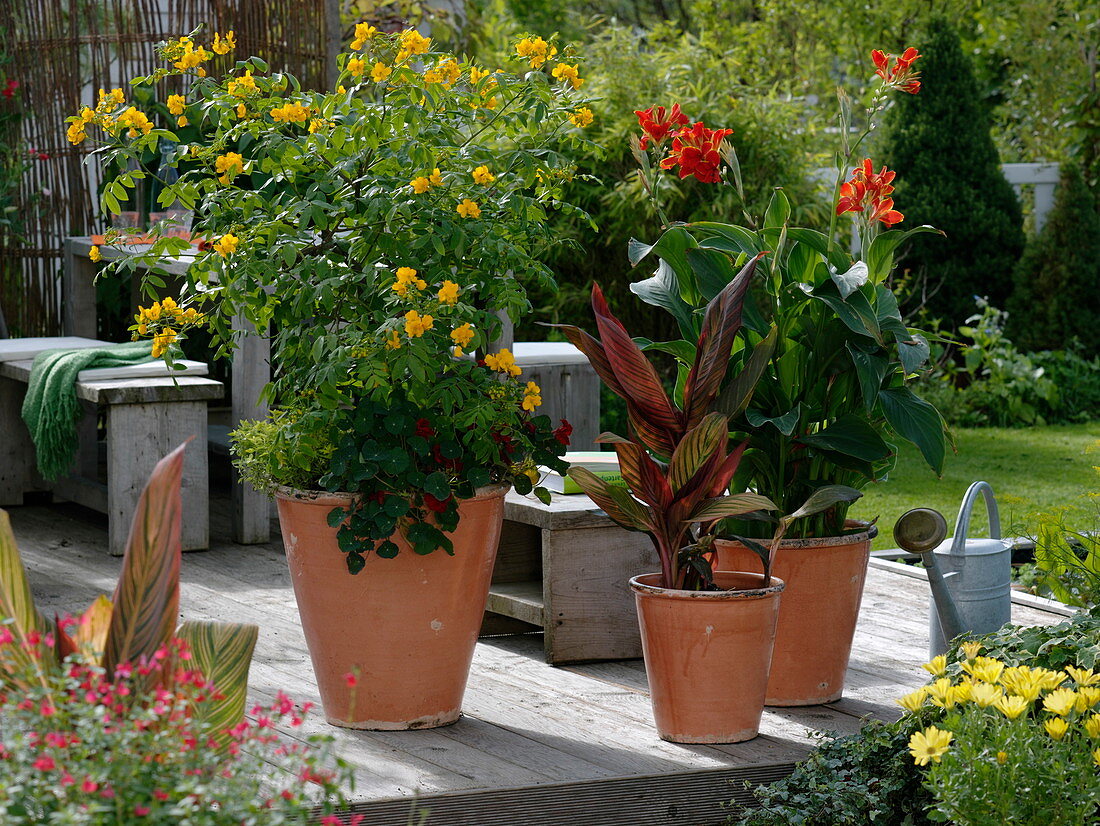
[487,490,658,664]
[63,236,271,544]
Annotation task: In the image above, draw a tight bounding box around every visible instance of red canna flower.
[871,47,922,94]
[835,159,903,226]
[660,122,733,184]
[634,103,690,149]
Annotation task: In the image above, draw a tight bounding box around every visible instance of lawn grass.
[857,424,1100,550]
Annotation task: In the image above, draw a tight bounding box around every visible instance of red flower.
[835,159,904,226]
[553,419,573,446]
[659,122,733,184]
[634,103,690,149]
[134,805,151,816]
[343,672,358,688]
[33,756,56,771]
[423,493,451,513]
[872,47,922,94]
[414,418,435,439]
[2,80,18,99]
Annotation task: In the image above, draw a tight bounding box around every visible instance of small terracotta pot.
[276,485,506,729]
[714,525,874,706]
[630,571,785,744]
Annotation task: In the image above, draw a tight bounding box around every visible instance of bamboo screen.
[0,0,332,337]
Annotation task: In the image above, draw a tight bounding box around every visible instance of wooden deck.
[6,489,1067,826]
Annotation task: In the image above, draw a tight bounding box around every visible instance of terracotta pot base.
[715,527,873,707]
[276,485,507,730]
[631,571,784,744]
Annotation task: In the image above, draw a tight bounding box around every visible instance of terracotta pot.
[275,485,506,729]
[630,571,784,744]
[714,525,874,706]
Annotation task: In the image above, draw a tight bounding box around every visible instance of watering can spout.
[893,482,1013,658]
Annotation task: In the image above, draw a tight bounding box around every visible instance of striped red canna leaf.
[611,440,673,509]
[555,324,627,399]
[682,253,766,426]
[668,413,728,494]
[590,283,682,434]
[103,441,187,676]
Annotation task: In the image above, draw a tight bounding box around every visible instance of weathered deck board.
[4,493,1068,825]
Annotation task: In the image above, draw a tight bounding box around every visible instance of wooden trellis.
[0,0,334,337]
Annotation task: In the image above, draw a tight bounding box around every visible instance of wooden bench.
[512,342,600,452]
[486,490,658,664]
[0,337,223,555]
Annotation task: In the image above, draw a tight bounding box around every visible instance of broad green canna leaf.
[689,493,777,524]
[569,467,652,533]
[103,441,186,675]
[177,620,259,750]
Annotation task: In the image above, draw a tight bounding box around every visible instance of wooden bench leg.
[231,315,271,544]
[0,375,33,505]
[106,401,209,556]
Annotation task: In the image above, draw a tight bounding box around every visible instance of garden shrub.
[878,18,1024,330]
[1007,163,1100,359]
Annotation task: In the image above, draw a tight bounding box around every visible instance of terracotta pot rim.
[630,572,786,600]
[716,520,878,551]
[274,483,510,506]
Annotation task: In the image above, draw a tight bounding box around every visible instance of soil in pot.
[276,485,506,730]
[715,527,874,706]
[631,571,784,744]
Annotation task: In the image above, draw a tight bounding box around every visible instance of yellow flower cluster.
[471,166,495,185]
[424,59,462,87]
[152,327,177,358]
[900,647,1100,768]
[167,93,188,127]
[66,88,128,144]
[88,245,102,262]
[470,66,490,84]
[351,22,377,50]
[456,199,481,219]
[404,309,434,338]
[396,29,431,64]
[485,348,521,377]
[450,323,474,357]
[134,296,203,357]
[371,62,392,83]
[569,107,594,128]
[551,63,583,90]
[308,118,334,133]
[515,37,557,69]
[392,266,426,297]
[213,233,239,257]
[437,280,460,305]
[270,102,311,123]
[522,381,542,412]
[347,57,367,78]
[410,168,443,194]
[212,31,236,55]
[227,69,259,97]
[214,152,245,185]
[116,107,154,138]
[165,36,212,74]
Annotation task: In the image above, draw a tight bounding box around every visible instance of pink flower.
[134,805,150,816]
[343,672,358,688]
[81,778,98,793]
[33,756,56,771]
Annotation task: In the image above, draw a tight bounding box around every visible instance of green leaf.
[423,471,450,500]
[898,333,931,376]
[176,620,258,752]
[846,343,889,413]
[830,261,868,299]
[668,413,727,494]
[783,485,863,524]
[629,260,696,340]
[569,467,651,532]
[880,387,947,475]
[103,441,186,676]
[763,188,791,230]
[797,414,893,462]
[746,404,802,436]
[638,337,697,365]
[690,493,777,523]
[864,225,943,284]
[685,247,737,303]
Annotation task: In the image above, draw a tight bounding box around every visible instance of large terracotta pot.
[714,525,875,706]
[630,571,785,744]
[275,485,507,729]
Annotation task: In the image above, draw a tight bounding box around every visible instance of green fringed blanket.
[21,341,155,481]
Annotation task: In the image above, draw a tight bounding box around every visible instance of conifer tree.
[1007,163,1100,357]
[879,19,1024,328]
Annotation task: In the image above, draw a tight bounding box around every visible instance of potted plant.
[622,47,949,705]
[70,26,591,728]
[558,264,857,742]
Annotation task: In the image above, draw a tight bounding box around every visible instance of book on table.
[541,451,624,495]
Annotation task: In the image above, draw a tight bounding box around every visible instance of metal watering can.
[893,481,1013,658]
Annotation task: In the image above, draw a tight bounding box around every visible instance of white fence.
[1002,163,1061,234]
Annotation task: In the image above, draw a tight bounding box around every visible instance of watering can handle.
[950,480,1001,560]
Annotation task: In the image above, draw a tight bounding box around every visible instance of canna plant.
[0,441,258,741]
[558,258,782,590]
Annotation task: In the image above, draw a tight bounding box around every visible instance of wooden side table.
[486,490,658,664]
